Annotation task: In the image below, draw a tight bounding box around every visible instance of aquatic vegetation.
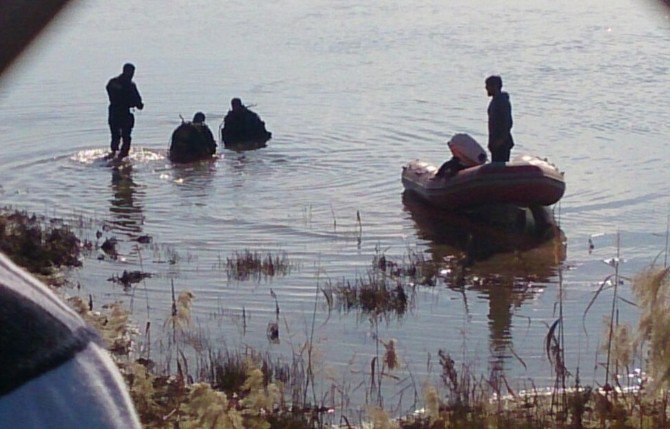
[224,249,292,281]
[53,259,670,428]
[100,237,119,259]
[0,207,81,275]
[324,249,439,317]
[11,207,670,428]
[108,269,152,289]
[373,248,436,286]
[325,273,409,317]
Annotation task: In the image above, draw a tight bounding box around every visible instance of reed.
[224,249,292,281]
[13,207,670,428]
[325,273,410,318]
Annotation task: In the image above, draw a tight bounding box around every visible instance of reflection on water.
[171,158,217,198]
[402,191,567,370]
[402,191,565,277]
[109,164,144,237]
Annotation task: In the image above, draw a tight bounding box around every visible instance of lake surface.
[1,0,669,416]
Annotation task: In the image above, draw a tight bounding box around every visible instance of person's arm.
[130,83,143,110]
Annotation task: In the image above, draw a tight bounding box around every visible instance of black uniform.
[169,122,217,163]
[106,75,143,157]
[487,91,514,162]
[221,106,271,146]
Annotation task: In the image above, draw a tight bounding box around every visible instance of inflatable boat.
[402,155,565,210]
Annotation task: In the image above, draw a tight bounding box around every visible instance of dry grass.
[11,208,670,428]
[633,266,670,392]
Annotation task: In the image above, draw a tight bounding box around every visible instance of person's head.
[485,75,502,96]
[231,98,243,111]
[121,63,135,80]
[192,112,205,124]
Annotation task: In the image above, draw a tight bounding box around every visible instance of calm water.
[1,0,669,413]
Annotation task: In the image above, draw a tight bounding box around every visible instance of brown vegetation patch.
[325,273,410,317]
[0,208,82,275]
[224,249,292,281]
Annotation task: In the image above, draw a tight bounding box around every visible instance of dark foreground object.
[0,252,140,427]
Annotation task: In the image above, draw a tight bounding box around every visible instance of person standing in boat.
[485,75,514,162]
[106,63,144,160]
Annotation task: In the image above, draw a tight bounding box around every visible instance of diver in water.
[191,112,216,152]
[169,112,217,163]
[106,63,144,160]
[221,98,271,147]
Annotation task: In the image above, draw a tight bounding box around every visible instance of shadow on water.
[109,164,144,238]
[402,191,567,371]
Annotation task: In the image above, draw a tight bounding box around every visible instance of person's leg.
[117,114,134,159]
[109,123,121,153]
[491,146,511,162]
[118,136,131,159]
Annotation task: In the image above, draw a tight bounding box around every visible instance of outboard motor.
[447,134,487,167]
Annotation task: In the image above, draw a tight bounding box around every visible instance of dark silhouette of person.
[192,112,217,151]
[221,98,271,148]
[106,63,144,160]
[485,75,514,162]
[435,134,487,179]
[169,112,217,163]
[435,156,465,178]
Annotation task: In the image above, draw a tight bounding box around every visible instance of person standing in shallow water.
[106,63,144,160]
[485,75,514,162]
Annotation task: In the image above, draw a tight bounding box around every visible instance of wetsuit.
[169,122,217,163]
[487,91,514,162]
[106,75,143,157]
[222,107,271,146]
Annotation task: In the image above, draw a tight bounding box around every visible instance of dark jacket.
[487,92,513,150]
[222,107,271,145]
[169,122,217,163]
[436,156,466,178]
[106,75,143,118]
